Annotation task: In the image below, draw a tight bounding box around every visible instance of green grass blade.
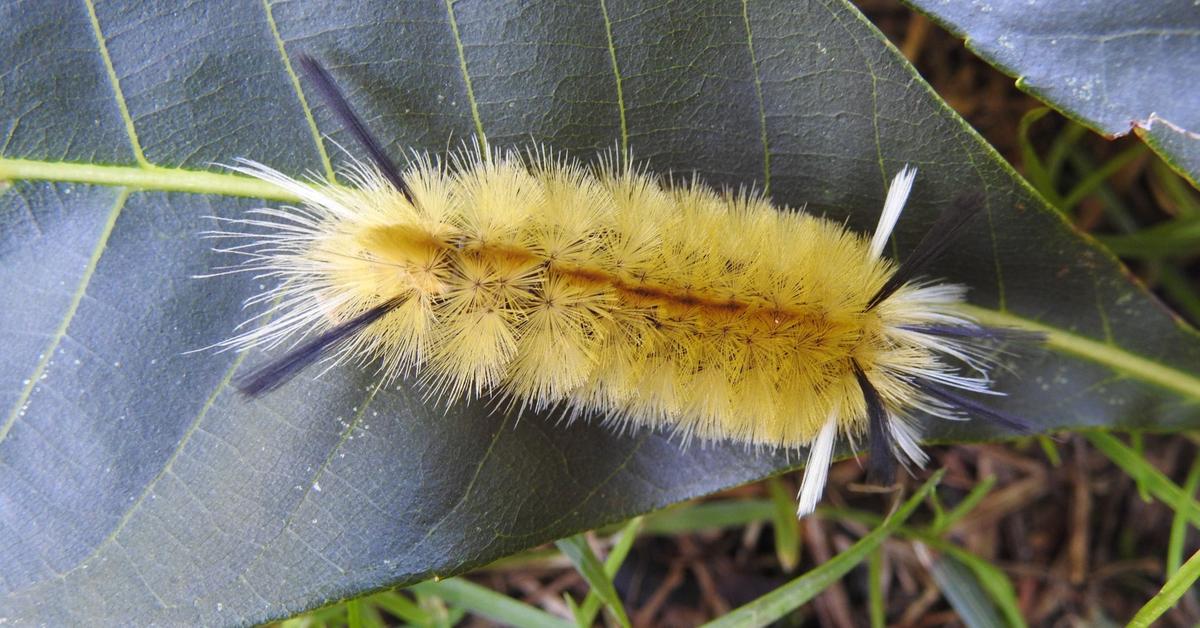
[1066,149,1140,226]
[936,544,1026,628]
[869,547,886,628]
[767,477,802,571]
[930,475,996,536]
[608,517,643,569]
[1168,455,1200,577]
[1152,158,1200,218]
[577,516,644,627]
[928,553,1008,628]
[563,593,585,626]
[367,591,432,625]
[819,507,1027,628]
[641,500,775,535]
[1044,121,1088,184]
[1086,432,1200,527]
[411,578,571,628]
[1130,433,1151,502]
[476,547,563,572]
[1060,143,1148,211]
[1094,218,1200,259]
[702,471,944,628]
[414,589,455,628]
[362,602,386,628]
[1037,436,1062,467]
[1157,266,1200,325]
[346,598,366,628]
[1127,548,1200,628]
[556,534,631,628]
[1016,108,1058,203]
[281,606,344,628]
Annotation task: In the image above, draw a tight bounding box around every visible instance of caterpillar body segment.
[209,58,1036,517]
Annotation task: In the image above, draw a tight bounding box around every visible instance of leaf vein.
[0,188,127,446]
[599,0,628,155]
[741,0,772,195]
[261,0,336,180]
[21,348,250,590]
[82,0,148,166]
[414,414,510,548]
[235,381,384,582]
[443,0,487,149]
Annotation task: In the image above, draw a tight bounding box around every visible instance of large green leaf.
[1,0,1197,624]
[904,0,1200,187]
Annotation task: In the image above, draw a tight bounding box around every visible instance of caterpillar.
[208,55,1035,516]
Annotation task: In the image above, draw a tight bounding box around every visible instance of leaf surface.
[904,0,1200,186]
[1,0,1198,624]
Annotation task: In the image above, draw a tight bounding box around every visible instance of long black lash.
[236,296,407,397]
[915,379,1036,433]
[296,53,414,201]
[900,323,1046,344]
[868,193,985,310]
[853,361,896,486]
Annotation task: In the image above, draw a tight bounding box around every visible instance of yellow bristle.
[217,142,1005,516]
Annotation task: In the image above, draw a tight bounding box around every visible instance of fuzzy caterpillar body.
[211,56,1031,516]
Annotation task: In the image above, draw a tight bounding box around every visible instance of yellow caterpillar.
[209,56,1032,516]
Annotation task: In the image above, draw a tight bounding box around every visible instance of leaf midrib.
[0,158,301,201]
[4,156,1198,405]
[964,305,1200,400]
